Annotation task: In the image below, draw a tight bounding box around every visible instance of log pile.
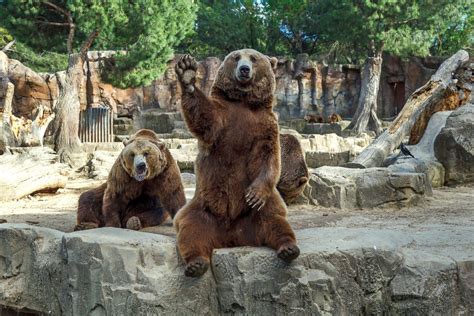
[0,147,69,201]
[346,50,470,168]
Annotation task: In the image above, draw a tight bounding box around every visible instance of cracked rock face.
[435,103,474,185]
[308,166,430,208]
[0,224,472,315]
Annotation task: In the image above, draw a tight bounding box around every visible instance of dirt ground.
[0,177,473,237]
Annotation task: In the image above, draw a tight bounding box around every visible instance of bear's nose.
[239,65,250,77]
[136,162,147,173]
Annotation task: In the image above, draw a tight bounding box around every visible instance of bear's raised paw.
[175,54,198,93]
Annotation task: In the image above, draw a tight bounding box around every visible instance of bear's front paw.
[245,184,270,211]
[277,242,300,262]
[126,216,143,231]
[175,54,198,93]
[184,256,209,277]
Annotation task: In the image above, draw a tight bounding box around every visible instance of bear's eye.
[234,54,240,61]
[250,55,257,63]
[143,152,148,157]
[130,152,135,158]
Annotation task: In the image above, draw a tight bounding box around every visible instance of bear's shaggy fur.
[174,49,300,277]
[75,129,185,231]
[278,134,309,203]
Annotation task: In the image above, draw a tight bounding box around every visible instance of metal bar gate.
[79,107,114,142]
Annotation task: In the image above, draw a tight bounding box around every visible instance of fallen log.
[346,50,470,168]
[0,147,69,201]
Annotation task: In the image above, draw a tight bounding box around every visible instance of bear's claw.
[277,243,300,262]
[126,216,143,231]
[74,222,99,231]
[184,257,209,277]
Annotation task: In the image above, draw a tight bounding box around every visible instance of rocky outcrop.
[301,133,373,168]
[2,51,443,126]
[0,223,472,315]
[435,103,474,185]
[309,166,430,208]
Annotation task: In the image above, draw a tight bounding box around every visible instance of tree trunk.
[346,50,469,169]
[53,30,98,161]
[347,55,383,135]
[0,147,68,201]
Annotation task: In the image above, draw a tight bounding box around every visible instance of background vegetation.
[1,0,473,83]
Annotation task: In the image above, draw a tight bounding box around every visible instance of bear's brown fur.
[75,129,186,231]
[278,134,309,203]
[174,49,300,277]
[328,113,342,124]
[304,114,324,123]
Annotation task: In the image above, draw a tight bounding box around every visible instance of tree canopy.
[184,0,472,61]
[0,0,197,87]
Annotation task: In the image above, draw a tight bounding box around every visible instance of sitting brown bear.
[278,134,309,203]
[75,129,186,231]
[328,113,342,124]
[174,50,300,277]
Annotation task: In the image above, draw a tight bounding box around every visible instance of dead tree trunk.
[347,55,383,135]
[53,30,98,161]
[346,50,469,169]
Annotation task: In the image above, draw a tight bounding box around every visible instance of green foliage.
[313,0,470,60]
[0,0,197,87]
[182,0,270,58]
[8,42,68,73]
[0,27,13,48]
[431,4,474,56]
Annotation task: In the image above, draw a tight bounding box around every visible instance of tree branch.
[2,40,15,52]
[79,30,99,60]
[36,20,70,26]
[41,1,75,54]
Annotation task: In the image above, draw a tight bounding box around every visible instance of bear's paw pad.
[277,243,300,262]
[184,257,209,277]
[126,216,143,231]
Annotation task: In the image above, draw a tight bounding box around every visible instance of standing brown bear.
[174,49,300,277]
[76,129,186,231]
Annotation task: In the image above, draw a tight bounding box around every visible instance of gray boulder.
[435,103,474,185]
[309,166,430,208]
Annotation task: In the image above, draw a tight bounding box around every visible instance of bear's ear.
[122,137,131,146]
[267,56,278,71]
[150,139,166,151]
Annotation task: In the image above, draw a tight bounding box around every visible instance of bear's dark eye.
[130,152,135,158]
[143,152,148,157]
[250,55,257,63]
[234,54,240,61]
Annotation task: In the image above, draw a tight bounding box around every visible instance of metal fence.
[79,107,114,142]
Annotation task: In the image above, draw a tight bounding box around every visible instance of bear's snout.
[239,65,250,77]
[235,59,253,82]
[133,155,148,181]
[136,161,147,173]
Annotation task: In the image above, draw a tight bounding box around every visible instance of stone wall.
[1,51,443,122]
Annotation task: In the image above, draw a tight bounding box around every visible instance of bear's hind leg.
[256,196,300,262]
[175,203,220,277]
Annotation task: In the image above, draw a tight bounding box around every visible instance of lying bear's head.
[121,129,167,182]
[212,48,278,107]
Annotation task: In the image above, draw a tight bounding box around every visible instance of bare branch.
[79,30,99,59]
[36,20,70,26]
[2,40,16,52]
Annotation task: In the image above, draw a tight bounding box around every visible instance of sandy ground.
[0,177,473,236]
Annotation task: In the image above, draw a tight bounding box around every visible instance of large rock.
[387,111,451,187]
[0,224,472,315]
[309,166,430,208]
[302,133,373,168]
[135,110,181,134]
[435,104,474,185]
